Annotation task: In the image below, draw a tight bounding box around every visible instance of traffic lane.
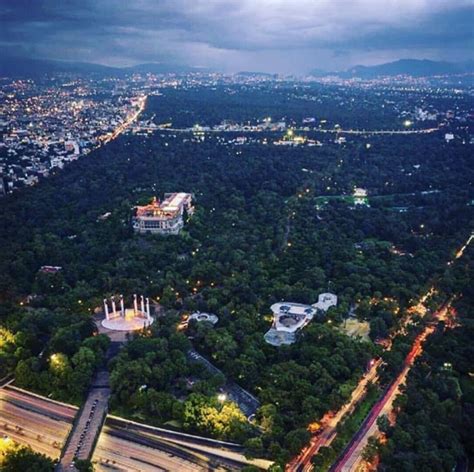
[1,387,76,421]
[289,360,382,471]
[93,431,206,472]
[0,396,72,438]
[133,427,273,470]
[341,364,412,472]
[0,401,71,459]
[0,405,71,441]
[333,342,426,471]
[106,415,242,451]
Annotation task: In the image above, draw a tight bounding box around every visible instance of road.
[290,232,473,471]
[287,360,381,472]
[187,349,260,417]
[330,305,447,472]
[99,95,147,145]
[0,385,272,470]
[105,416,273,470]
[93,426,209,472]
[0,386,76,460]
[107,415,243,451]
[329,233,474,471]
[157,126,440,136]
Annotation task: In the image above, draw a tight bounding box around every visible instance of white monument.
[102,294,154,331]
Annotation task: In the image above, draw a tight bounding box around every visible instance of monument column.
[133,294,138,314]
[140,295,145,314]
[120,294,125,317]
[103,299,110,320]
[111,296,117,317]
[146,297,151,321]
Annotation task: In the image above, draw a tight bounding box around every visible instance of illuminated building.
[264,302,318,346]
[133,193,194,235]
[313,292,338,311]
[189,312,219,325]
[264,293,338,346]
[353,187,369,205]
[102,294,153,331]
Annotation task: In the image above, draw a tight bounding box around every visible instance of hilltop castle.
[133,193,194,235]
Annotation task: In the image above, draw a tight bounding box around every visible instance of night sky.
[1,0,473,73]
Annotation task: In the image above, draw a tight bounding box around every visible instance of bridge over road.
[56,369,111,471]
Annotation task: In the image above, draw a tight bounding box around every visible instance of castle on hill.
[133,193,193,235]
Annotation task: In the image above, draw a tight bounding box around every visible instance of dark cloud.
[1,0,473,73]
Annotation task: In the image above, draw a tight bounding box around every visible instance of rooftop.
[264,294,338,346]
[135,193,193,219]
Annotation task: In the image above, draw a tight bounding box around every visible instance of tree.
[362,436,380,462]
[256,403,277,434]
[1,444,55,471]
[244,437,264,459]
[284,428,311,456]
[74,459,95,472]
[377,414,391,434]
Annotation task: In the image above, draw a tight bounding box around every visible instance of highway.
[0,384,272,470]
[107,415,243,451]
[331,234,474,472]
[330,308,444,472]
[290,232,473,471]
[287,360,381,472]
[92,422,266,471]
[99,95,147,145]
[156,125,440,136]
[105,416,273,470]
[329,232,473,471]
[0,386,75,460]
[93,427,208,472]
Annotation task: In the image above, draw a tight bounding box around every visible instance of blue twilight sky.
[1,0,473,73]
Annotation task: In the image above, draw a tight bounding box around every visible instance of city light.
[0,435,13,457]
[217,393,227,403]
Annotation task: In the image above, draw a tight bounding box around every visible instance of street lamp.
[217,393,227,403]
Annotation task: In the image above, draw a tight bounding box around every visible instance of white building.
[264,302,317,346]
[189,312,219,325]
[133,193,194,235]
[353,188,369,206]
[312,292,338,312]
[264,294,338,346]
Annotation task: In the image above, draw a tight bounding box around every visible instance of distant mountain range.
[0,56,210,77]
[310,59,474,79]
[2,56,473,80]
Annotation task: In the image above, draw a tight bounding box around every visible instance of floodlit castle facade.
[133,193,194,235]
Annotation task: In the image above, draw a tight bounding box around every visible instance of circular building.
[101,295,154,332]
[189,312,219,325]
